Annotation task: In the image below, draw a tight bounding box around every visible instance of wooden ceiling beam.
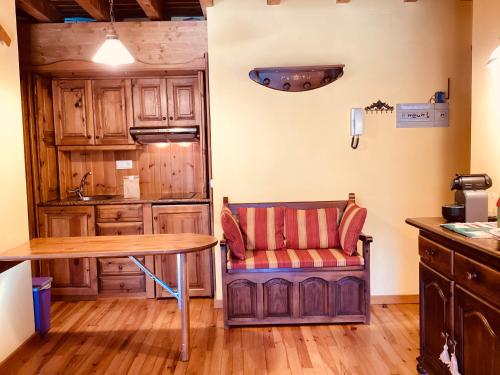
[337,0,350,3]
[199,0,213,18]
[75,0,110,21]
[16,0,62,23]
[136,0,164,20]
[267,0,280,5]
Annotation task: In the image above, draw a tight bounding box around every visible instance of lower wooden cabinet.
[37,206,97,299]
[152,204,212,297]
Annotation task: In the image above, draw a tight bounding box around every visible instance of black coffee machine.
[442,174,492,222]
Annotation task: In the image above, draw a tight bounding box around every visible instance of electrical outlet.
[116,160,133,170]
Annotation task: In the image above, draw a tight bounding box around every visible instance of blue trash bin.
[32,277,53,336]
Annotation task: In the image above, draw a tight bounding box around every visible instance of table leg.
[177,253,190,361]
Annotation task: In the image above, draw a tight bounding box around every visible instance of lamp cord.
[109,0,115,23]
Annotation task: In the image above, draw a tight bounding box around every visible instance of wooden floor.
[0,299,419,375]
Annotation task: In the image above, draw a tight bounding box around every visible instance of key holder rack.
[365,100,394,114]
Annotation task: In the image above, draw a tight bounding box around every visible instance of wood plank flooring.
[0,299,419,375]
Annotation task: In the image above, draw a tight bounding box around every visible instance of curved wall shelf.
[249,65,344,92]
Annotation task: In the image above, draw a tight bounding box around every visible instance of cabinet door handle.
[162,116,167,120]
[425,249,436,256]
[118,265,123,270]
[169,116,174,121]
[87,135,92,139]
[466,271,478,280]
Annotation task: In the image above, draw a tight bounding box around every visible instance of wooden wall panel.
[60,144,204,198]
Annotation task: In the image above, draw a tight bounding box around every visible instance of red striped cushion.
[339,202,367,255]
[227,248,364,270]
[220,207,246,260]
[237,207,285,250]
[285,208,340,249]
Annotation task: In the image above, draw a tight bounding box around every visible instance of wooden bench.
[220,194,372,327]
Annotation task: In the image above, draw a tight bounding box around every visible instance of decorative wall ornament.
[0,24,11,47]
[249,65,344,92]
[365,100,394,114]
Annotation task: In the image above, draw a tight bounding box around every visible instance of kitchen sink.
[79,195,115,201]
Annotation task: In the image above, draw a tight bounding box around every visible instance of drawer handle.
[117,231,122,235]
[118,265,123,270]
[116,212,122,219]
[466,271,478,281]
[120,282,125,288]
[425,249,436,256]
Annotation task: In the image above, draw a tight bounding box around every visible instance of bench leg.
[177,253,190,361]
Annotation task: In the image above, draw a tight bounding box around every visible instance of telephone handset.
[351,108,364,149]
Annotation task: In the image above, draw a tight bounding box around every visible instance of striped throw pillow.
[339,202,367,255]
[285,208,340,249]
[237,207,285,250]
[221,207,246,260]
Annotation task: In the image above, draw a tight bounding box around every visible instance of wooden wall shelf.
[249,65,344,92]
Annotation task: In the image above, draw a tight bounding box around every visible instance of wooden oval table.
[0,233,218,361]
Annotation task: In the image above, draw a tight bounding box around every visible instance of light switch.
[116,160,133,170]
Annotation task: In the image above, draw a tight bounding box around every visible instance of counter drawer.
[98,256,144,275]
[419,236,453,278]
[98,275,145,294]
[455,253,500,307]
[96,204,143,222]
[96,222,144,236]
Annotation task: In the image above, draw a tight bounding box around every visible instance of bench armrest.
[359,233,373,244]
[220,238,228,273]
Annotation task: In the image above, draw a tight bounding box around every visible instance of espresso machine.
[442,174,493,222]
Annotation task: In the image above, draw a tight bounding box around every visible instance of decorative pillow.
[339,202,367,255]
[237,207,285,250]
[220,207,246,260]
[285,207,340,249]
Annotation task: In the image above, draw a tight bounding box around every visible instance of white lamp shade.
[487,45,500,69]
[92,36,135,66]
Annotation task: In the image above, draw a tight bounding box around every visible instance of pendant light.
[92,0,134,66]
[487,39,500,69]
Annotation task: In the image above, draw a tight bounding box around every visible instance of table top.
[0,234,218,261]
[406,217,499,259]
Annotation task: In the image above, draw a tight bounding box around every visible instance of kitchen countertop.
[41,193,211,206]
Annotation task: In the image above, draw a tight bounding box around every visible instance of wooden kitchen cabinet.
[52,79,94,145]
[53,79,134,146]
[92,79,134,145]
[132,76,201,128]
[37,206,97,299]
[153,204,212,297]
[166,76,201,127]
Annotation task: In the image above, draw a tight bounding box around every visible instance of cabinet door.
[166,76,202,127]
[153,205,212,297]
[419,263,453,375]
[93,79,134,145]
[455,285,499,375]
[38,206,97,298]
[132,78,168,127]
[52,79,94,145]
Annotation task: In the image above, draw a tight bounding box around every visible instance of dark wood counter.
[406,217,499,375]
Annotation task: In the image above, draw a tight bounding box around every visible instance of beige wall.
[208,0,472,299]
[471,0,500,202]
[0,0,35,362]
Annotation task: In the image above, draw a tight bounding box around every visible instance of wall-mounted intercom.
[351,108,364,149]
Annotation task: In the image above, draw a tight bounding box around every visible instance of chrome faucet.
[67,171,92,200]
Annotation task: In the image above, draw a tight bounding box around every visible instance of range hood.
[129,126,199,144]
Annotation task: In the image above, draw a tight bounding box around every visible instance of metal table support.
[128,254,190,361]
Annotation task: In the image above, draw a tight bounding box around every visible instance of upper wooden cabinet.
[132,76,202,128]
[53,79,94,145]
[53,79,133,146]
[93,79,134,145]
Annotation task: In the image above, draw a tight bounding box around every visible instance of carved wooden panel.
[455,285,499,375]
[52,79,94,145]
[93,79,134,145]
[335,276,365,316]
[300,277,329,317]
[263,278,292,318]
[227,279,257,319]
[166,76,201,127]
[420,263,453,374]
[132,78,167,127]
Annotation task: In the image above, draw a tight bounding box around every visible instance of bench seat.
[227,248,364,270]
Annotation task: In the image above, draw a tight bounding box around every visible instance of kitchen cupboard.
[53,79,133,146]
[153,204,212,297]
[37,206,97,299]
[132,75,201,128]
[407,218,499,375]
